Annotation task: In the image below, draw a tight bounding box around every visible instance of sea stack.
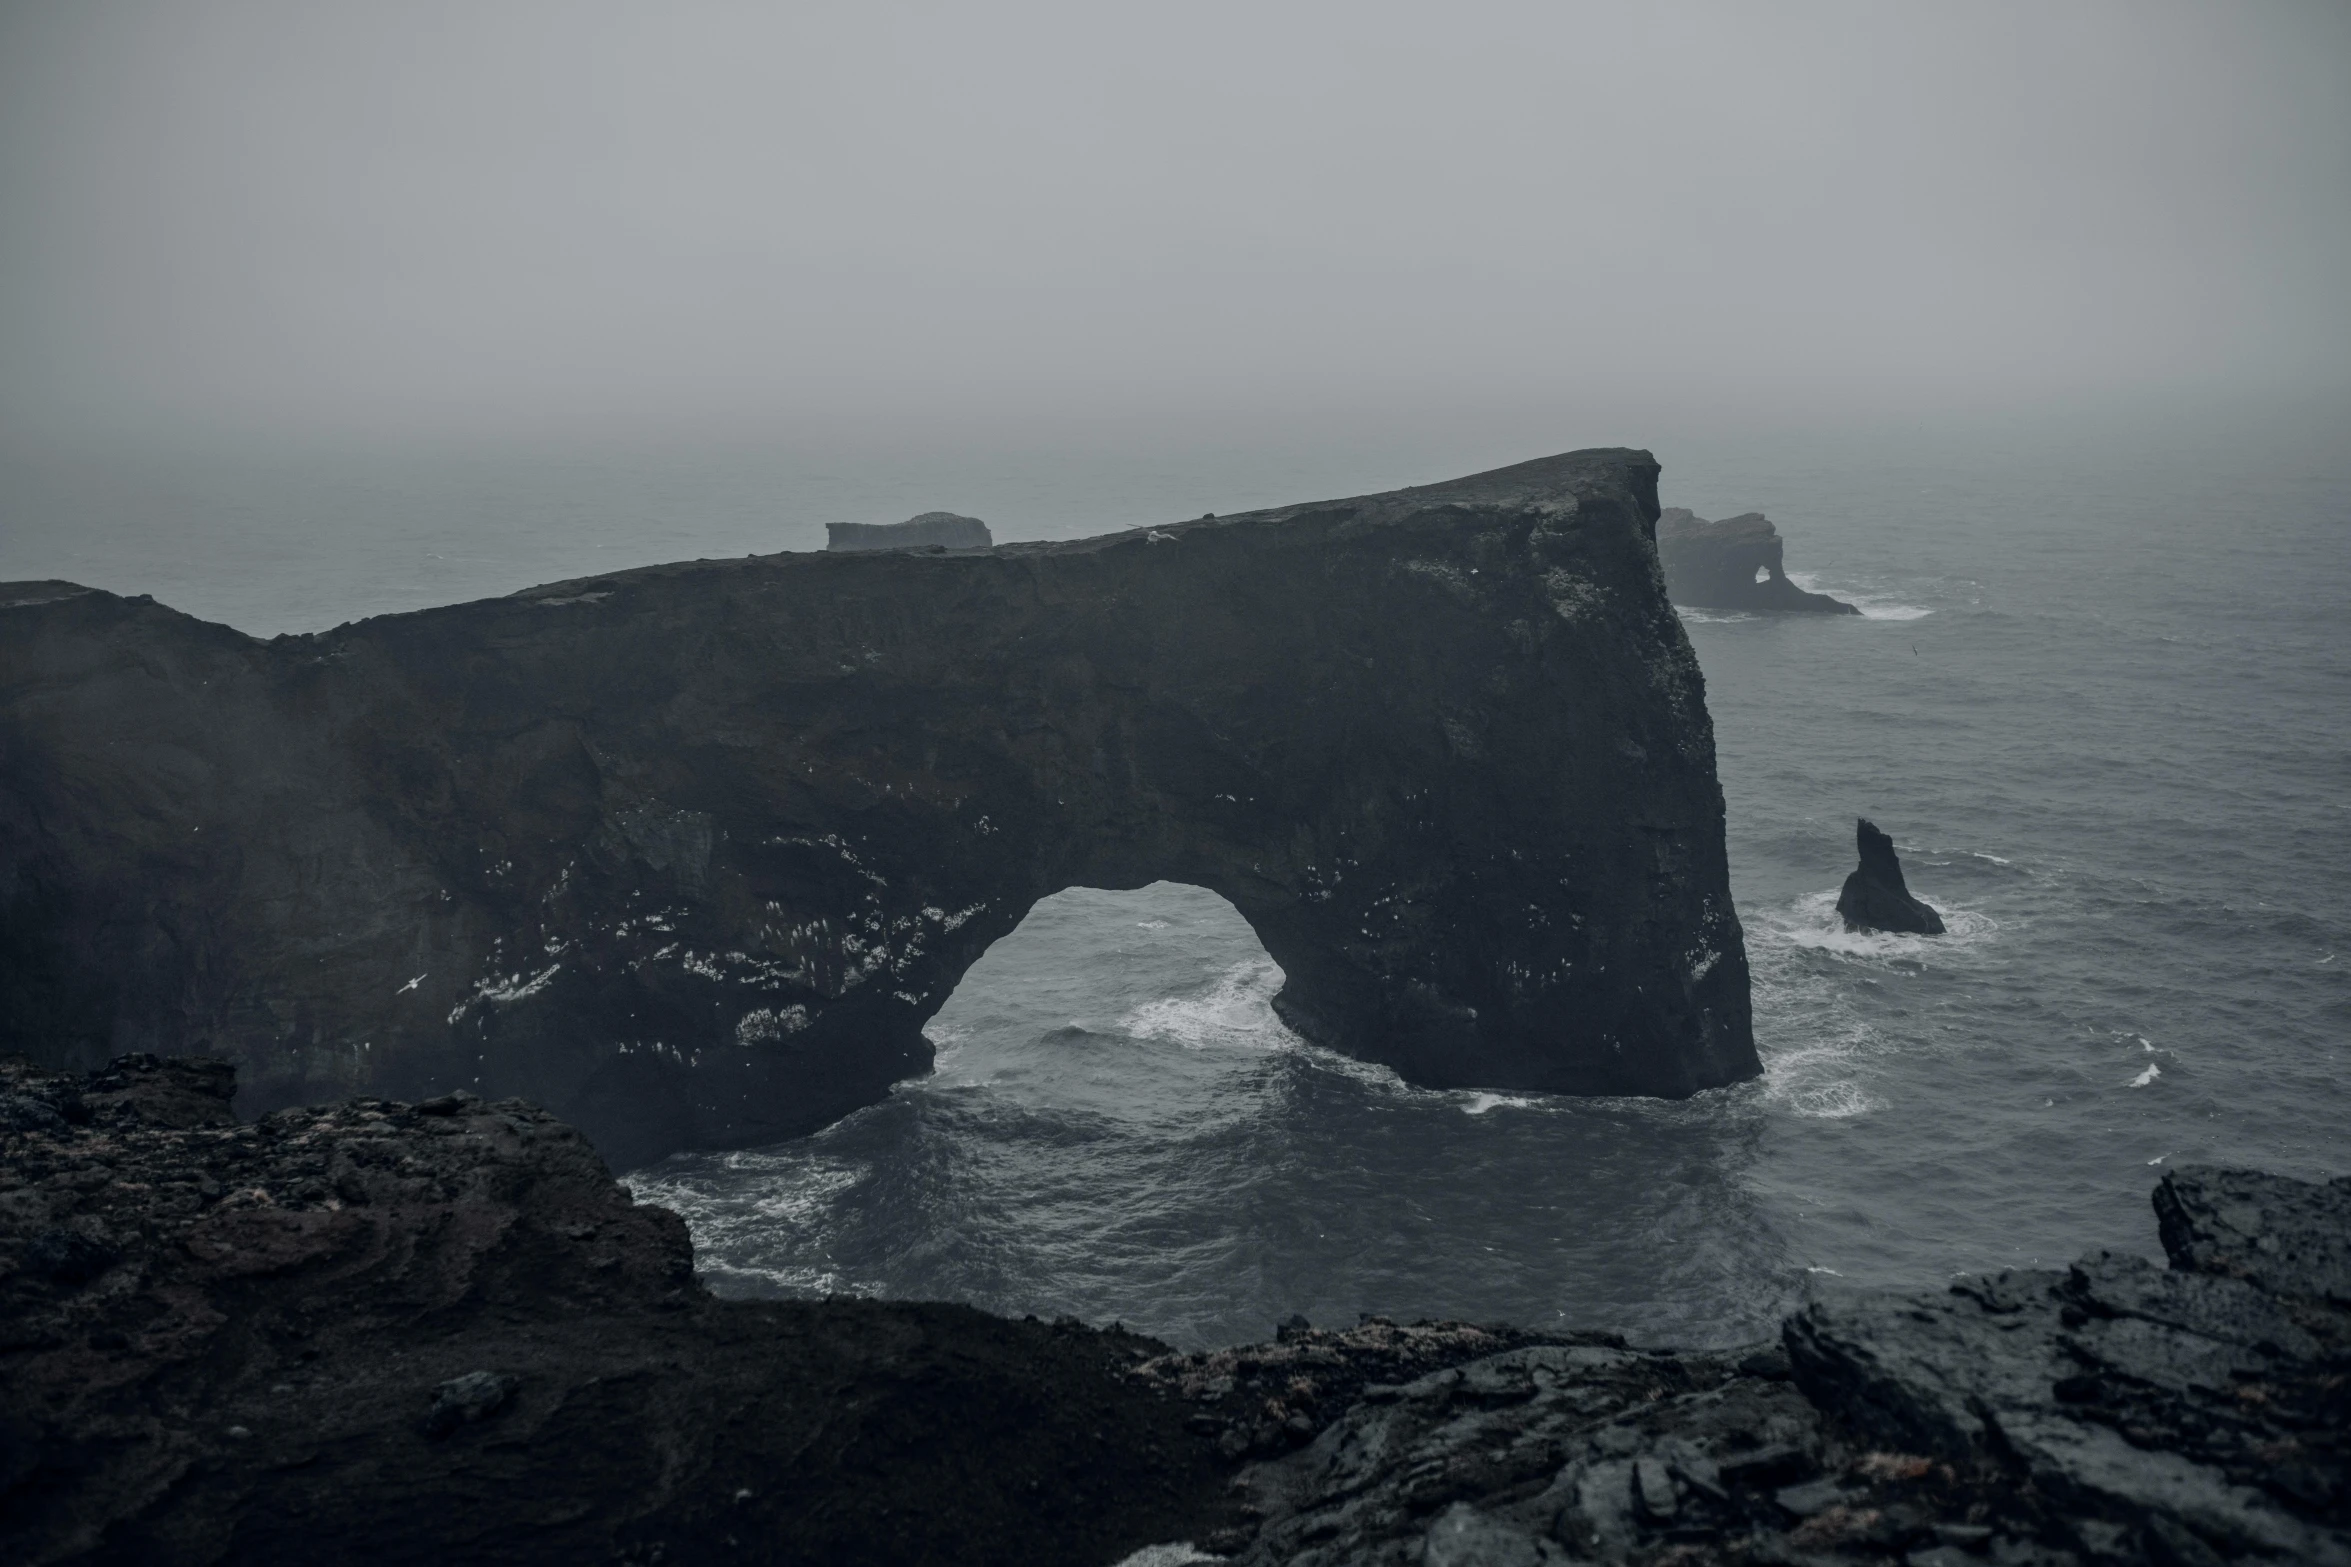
[1655,508,1858,613]
[827,511,992,551]
[1836,818,1945,934]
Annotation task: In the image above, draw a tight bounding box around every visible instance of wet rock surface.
[12,1054,2340,1566]
[0,1055,1240,1566]
[1655,510,1858,614]
[1835,820,1946,936]
[1,447,1752,1168]
[1205,1166,2348,1565]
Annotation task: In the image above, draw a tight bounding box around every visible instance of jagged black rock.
[1836,819,1946,936]
[5,1055,2344,1565]
[0,1054,1242,1566]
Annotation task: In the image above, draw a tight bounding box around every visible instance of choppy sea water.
[6,413,2346,1350]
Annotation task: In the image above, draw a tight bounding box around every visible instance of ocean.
[6,405,2345,1351]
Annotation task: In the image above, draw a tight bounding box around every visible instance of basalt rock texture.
[11,1056,2345,1567]
[1656,509,1858,614]
[0,447,1753,1169]
[827,512,993,552]
[1835,820,1946,936]
[1202,1165,2351,1566]
[0,1054,1241,1566]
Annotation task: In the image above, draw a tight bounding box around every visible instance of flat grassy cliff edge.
[1,448,1751,1168]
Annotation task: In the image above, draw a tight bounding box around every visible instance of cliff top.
[0,447,1661,642]
[1658,506,1779,543]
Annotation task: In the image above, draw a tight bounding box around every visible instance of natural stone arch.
[0,449,1756,1168]
[1653,507,1858,615]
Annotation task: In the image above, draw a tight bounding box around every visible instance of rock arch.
[0,448,1755,1167]
[1655,507,1859,614]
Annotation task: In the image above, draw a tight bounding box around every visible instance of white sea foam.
[1743,888,1965,1120]
[627,1158,871,1299]
[1755,890,1998,962]
[1758,1024,1880,1119]
[628,1163,850,1227]
[1292,1039,1423,1097]
[1459,1092,1538,1115]
[743,1164,863,1222]
[1118,958,1293,1052]
[1742,885,2004,1118]
[698,1259,863,1297]
[2129,1064,2161,1088]
[1786,571,1933,620]
[1111,1547,1219,1567]
[1675,607,1757,625]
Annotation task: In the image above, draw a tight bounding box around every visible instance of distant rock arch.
[0,449,1756,1167]
[1656,508,1858,613]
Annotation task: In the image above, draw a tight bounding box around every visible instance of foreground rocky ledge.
[1210,1170,2349,1567]
[5,1057,2344,1566]
[0,1055,1243,1566]
[0,446,1752,1169]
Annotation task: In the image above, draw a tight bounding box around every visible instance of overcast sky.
[2,0,2345,448]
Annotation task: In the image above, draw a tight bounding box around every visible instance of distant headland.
[827,510,994,551]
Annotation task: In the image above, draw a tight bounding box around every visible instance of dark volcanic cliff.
[0,448,1753,1168]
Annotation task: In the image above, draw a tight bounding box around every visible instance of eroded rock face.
[0,448,1754,1168]
[1836,818,1946,935]
[1656,508,1858,614]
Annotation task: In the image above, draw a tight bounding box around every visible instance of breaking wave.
[1785,570,1934,620]
[1756,889,2000,962]
[1118,958,1293,1051]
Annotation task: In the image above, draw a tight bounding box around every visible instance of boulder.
[1836,818,1946,934]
